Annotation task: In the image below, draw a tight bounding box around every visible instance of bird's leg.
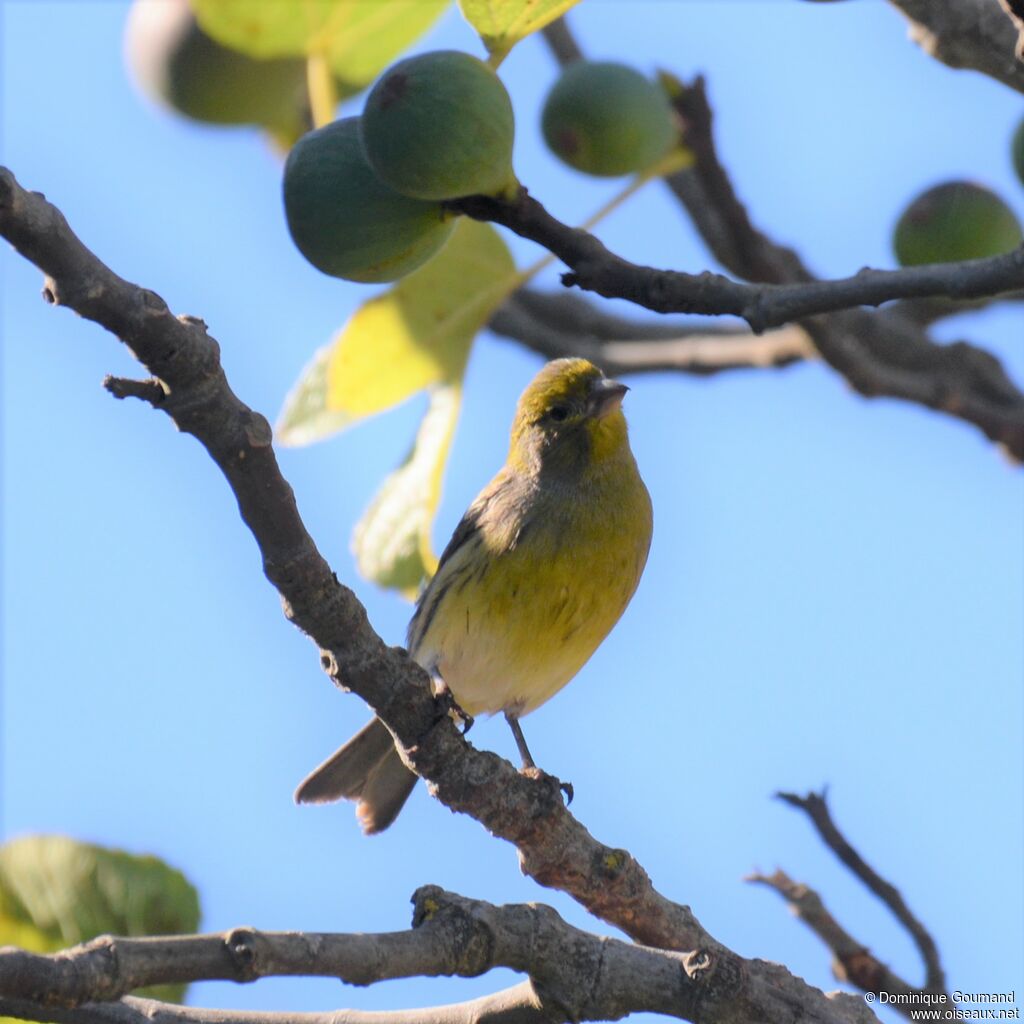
[434,676,474,734]
[505,713,536,769]
[505,713,573,805]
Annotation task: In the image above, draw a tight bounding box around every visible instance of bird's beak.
[589,378,629,418]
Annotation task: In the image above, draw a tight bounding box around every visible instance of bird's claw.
[435,687,474,733]
[519,765,574,807]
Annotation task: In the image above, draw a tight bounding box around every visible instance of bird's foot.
[519,765,574,807]
[435,685,474,734]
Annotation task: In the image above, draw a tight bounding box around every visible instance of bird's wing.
[407,469,526,656]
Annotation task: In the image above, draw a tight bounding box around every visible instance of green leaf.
[191,0,449,93]
[352,383,461,596]
[327,218,518,418]
[457,0,582,60]
[0,835,201,1003]
[276,343,354,447]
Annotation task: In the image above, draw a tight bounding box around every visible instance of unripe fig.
[361,50,515,200]
[283,118,456,283]
[893,181,1022,266]
[124,0,307,132]
[542,61,675,177]
[1013,118,1024,189]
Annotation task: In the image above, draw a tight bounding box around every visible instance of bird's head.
[508,358,631,479]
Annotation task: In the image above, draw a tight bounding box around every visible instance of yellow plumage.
[296,357,652,832]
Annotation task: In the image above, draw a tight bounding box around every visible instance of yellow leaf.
[344,221,520,593]
[457,0,582,61]
[326,219,518,417]
[192,0,448,91]
[352,384,461,596]
[275,343,353,447]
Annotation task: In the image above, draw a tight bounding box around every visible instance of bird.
[295,357,653,833]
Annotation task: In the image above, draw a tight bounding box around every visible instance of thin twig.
[489,290,815,375]
[452,189,1024,333]
[776,791,946,994]
[747,869,944,1020]
[103,375,167,405]
[0,983,551,1024]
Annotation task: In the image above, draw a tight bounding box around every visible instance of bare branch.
[887,0,1024,91]
[0,982,553,1024]
[490,290,815,375]
[0,886,715,1021]
[452,189,1024,332]
[0,165,880,1024]
[0,887,877,1024]
[748,869,938,1020]
[894,291,1024,327]
[776,791,946,994]
[103,375,167,405]
[499,30,1024,458]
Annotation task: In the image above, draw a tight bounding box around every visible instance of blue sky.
[2,2,1022,1021]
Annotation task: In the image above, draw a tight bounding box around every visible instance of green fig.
[542,61,675,177]
[361,50,516,201]
[1013,118,1024,189]
[893,181,1023,266]
[124,0,308,134]
[283,118,456,283]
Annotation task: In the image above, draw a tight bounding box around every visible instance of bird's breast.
[411,458,652,718]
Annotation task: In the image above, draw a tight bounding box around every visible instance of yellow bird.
[296,358,653,832]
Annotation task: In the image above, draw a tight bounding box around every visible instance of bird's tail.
[294,717,417,834]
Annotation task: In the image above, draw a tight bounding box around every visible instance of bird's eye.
[548,405,570,422]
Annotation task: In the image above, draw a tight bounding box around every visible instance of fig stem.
[306,52,337,129]
[486,46,511,71]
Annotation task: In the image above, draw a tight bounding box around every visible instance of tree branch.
[0,165,879,1024]
[452,189,1024,332]
[0,982,552,1024]
[0,886,739,1023]
[489,290,815,376]
[887,0,1024,91]
[493,37,1024,459]
[776,791,946,994]
[748,869,937,1020]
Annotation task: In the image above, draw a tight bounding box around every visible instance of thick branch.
[0,166,878,1024]
[777,791,945,994]
[0,886,728,1022]
[887,0,1024,91]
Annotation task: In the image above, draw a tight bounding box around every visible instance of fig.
[1013,118,1024,189]
[893,181,1022,266]
[283,118,456,283]
[361,50,515,200]
[124,0,307,133]
[542,61,675,177]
